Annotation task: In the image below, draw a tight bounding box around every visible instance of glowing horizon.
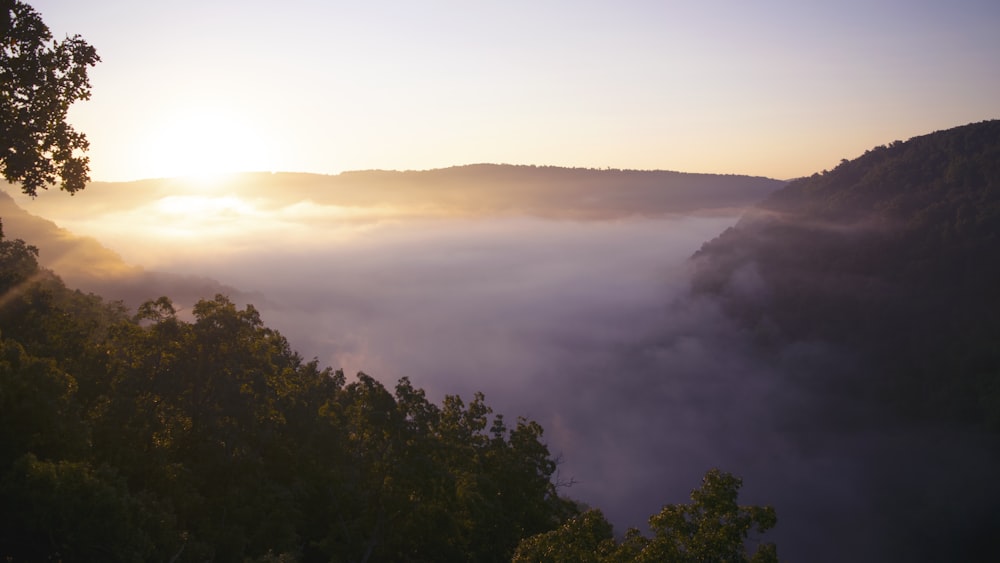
[27,0,1000,183]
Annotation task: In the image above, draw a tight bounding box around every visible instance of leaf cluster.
[513,469,777,563]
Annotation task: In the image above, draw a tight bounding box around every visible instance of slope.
[692,119,1000,427]
[688,120,1000,561]
[0,189,248,313]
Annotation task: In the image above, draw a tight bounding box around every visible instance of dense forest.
[693,119,1000,431]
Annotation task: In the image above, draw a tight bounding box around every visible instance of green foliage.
[639,469,777,563]
[310,373,571,562]
[512,509,617,563]
[0,454,156,562]
[0,338,86,466]
[0,219,39,288]
[514,469,778,563]
[1,0,100,196]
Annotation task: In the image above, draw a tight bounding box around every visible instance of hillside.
[689,120,1000,560]
[0,190,249,313]
[692,119,1000,427]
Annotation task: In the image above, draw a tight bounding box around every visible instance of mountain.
[9,164,786,222]
[689,120,1000,560]
[323,165,785,218]
[692,119,1000,427]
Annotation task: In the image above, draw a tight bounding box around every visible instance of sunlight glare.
[146,195,261,239]
[138,105,273,182]
[153,195,255,217]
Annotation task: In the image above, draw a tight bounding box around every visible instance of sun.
[138,104,273,182]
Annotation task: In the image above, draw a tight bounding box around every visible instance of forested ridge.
[693,119,1000,429]
[691,119,1000,559]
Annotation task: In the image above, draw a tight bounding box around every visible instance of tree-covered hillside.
[693,119,1000,428]
[690,119,1000,559]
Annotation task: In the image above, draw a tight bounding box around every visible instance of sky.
[27,0,1000,182]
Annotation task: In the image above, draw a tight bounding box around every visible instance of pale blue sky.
[29,0,1000,181]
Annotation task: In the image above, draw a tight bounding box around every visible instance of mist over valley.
[4,0,1000,559]
[5,166,812,548]
[9,132,1000,562]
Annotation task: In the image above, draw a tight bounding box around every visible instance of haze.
[8,166,967,561]
[7,170,803,545]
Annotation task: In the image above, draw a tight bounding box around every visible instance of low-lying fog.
[12,171,980,562]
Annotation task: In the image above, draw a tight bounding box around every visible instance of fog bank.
[9,170,961,561]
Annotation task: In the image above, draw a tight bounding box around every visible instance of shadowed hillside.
[693,119,1000,427]
[689,120,1000,560]
[0,190,249,314]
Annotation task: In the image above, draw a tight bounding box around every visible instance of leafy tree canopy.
[514,469,778,563]
[1,0,99,196]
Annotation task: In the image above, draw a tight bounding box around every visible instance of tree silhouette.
[1,0,99,196]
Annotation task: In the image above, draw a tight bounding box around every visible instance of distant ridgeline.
[692,120,1000,429]
[8,164,786,223]
[323,165,786,218]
